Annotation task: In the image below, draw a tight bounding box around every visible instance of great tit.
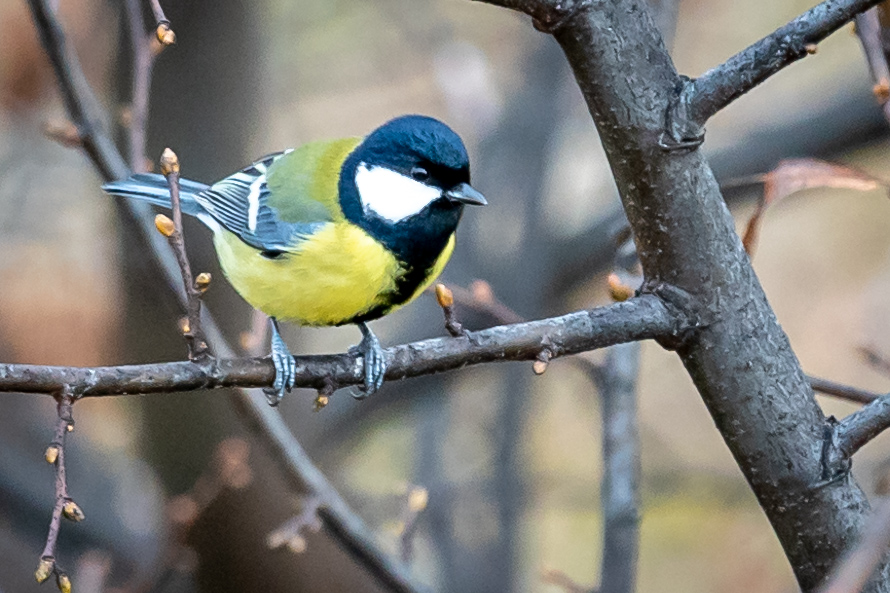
[103,115,486,403]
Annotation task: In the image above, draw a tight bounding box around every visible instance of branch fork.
[529,0,592,34]
[661,0,885,146]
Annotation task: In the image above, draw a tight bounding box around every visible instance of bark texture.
[471,0,887,589]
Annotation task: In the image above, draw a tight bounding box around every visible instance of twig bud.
[266,530,287,549]
[195,272,212,292]
[35,558,53,583]
[313,394,329,412]
[45,445,60,464]
[155,214,175,237]
[607,273,635,302]
[156,23,176,46]
[286,535,307,554]
[407,487,429,513]
[62,499,85,522]
[804,43,818,55]
[533,349,552,375]
[434,284,454,308]
[159,148,180,176]
[875,80,890,104]
[43,121,82,148]
[469,279,494,305]
[56,572,72,593]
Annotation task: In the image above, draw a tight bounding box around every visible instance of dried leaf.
[540,568,588,593]
[743,159,887,256]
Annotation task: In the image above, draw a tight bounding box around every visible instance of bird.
[102,115,486,403]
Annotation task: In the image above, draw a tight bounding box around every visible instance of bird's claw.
[263,320,296,406]
[351,323,387,400]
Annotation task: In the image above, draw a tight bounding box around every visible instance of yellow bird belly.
[213,223,455,326]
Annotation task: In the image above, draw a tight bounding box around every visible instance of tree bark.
[473,0,887,589]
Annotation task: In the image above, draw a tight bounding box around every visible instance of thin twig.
[158,149,210,360]
[148,0,170,28]
[227,384,433,593]
[26,5,434,590]
[809,375,882,404]
[861,346,890,377]
[138,439,252,593]
[836,393,890,459]
[35,390,78,593]
[149,0,176,46]
[26,0,129,180]
[439,280,524,325]
[589,342,641,593]
[441,278,617,380]
[434,284,464,337]
[540,568,590,593]
[815,498,890,593]
[25,0,189,305]
[266,497,322,554]
[669,0,884,142]
[123,0,154,172]
[447,268,643,593]
[398,486,429,564]
[591,262,642,593]
[0,294,684,396]
[854,8,890,125]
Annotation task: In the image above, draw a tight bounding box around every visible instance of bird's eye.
[410,167,430,182]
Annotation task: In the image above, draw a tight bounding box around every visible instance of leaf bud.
[159,148,180,176]
[155,214,175,237]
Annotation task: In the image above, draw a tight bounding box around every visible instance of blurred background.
[2,0,890,592]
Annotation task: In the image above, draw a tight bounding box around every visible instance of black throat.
[338,152,464,320]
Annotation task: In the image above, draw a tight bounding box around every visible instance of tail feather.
[102,173,209,217]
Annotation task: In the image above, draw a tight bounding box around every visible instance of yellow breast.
[213,223,454,326]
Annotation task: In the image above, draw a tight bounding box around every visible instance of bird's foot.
[350,322,387,399]
[263,319,296,406]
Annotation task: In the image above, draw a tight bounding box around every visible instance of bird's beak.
[445,183,487,206]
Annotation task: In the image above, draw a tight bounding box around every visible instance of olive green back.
[264,137,362,224]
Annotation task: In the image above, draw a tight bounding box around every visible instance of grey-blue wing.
[195,152,324,254]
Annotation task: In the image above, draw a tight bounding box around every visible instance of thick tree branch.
[473,0,889,589]
[836,394,890,459]
[816,499,890,593]
[0,294,682,396]
[668,0,884,143]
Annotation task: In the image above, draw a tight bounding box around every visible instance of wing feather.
[194,151,325,253]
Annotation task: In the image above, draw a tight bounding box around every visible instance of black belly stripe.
[345,258,437,325]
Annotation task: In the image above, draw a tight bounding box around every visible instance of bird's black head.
[339,115,486,269]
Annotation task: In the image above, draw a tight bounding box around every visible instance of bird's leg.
[350,322,387,399]
[263,318,296,406]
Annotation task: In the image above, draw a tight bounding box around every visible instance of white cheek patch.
[355,163,442,223]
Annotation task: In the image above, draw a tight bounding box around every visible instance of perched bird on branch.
[103,115,486,403]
